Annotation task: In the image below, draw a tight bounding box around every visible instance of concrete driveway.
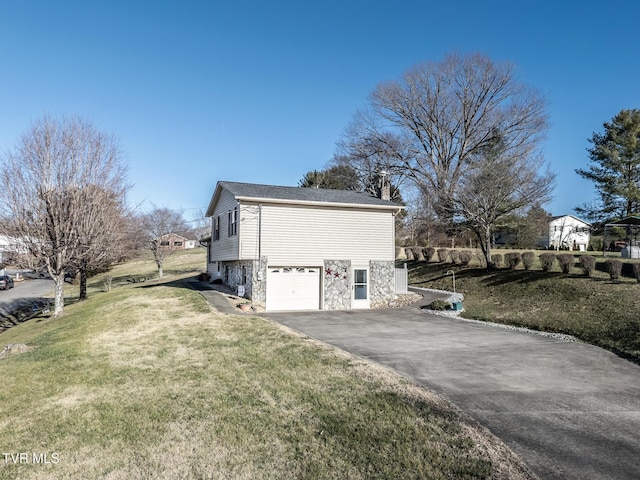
[263,305,640,480]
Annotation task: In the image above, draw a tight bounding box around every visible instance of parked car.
[0,275,14,290]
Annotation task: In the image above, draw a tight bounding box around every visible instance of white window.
[213,216,220,241]
[228,208,237,236]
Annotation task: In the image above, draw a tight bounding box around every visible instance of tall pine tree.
[576,109,640,222]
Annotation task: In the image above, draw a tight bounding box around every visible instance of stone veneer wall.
[323,260,351,310]
[221,260,255,299]
[251,257,268,308]
[369,260,396,308]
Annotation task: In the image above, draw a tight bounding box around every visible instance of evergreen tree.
[576,109,640,222]
[298,165,360,190]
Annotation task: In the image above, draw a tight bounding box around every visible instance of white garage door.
[266,266,321,311]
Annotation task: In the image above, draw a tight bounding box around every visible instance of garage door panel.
[266,267,320,311]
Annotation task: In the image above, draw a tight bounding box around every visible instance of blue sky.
[1,1,639,220]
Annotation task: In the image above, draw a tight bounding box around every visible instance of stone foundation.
[369,260,396,308]
[213,258,397,311]
[323,260,351,310]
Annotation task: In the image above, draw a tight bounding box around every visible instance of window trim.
[228,207,238,237]
[213,215,220,241]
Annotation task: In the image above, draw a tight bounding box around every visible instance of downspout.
[258,204,262,262]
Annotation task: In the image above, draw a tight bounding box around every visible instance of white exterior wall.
[238,202,396,264]
[549,216,590,251]
[208,189,240,261]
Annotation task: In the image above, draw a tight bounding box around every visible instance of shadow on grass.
[0,297,53,333]
[409,261,564,287]
[135,275,202,292]
[480,270,565,287]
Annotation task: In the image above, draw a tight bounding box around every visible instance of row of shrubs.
[403,247,477,265]
[404,246,640,282]
[501,252,639,281]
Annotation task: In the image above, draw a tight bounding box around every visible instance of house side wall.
[238,202,396,264]
[208,188,240,261]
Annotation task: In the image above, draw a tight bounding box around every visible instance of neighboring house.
[0,235,11,263]
[204,180,403,311]
[0,235,28,264]
[159,233,196,250]
[548,215,591,251]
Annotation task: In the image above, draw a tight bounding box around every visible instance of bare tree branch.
[336,52,549,224]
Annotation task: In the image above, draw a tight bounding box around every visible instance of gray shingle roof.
[218,181,402,208]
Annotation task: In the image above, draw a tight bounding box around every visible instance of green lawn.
[409,253,640,364]
[0,250,534,479]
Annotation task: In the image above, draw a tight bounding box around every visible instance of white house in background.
[548,215,591,251]
[204,180,403,311]
[0,235,27,264]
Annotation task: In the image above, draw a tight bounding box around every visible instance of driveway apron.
[262,307,640,480]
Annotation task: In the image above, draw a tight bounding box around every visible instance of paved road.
[0,278,54,303]
[263,306,640,480]
[0,278,54,330]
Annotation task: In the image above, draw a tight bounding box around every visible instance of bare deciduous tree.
[332,109,410,200]
[140,207,190,278]
[452,135,555,268]
[337,52,549,223]
[71,185,131,300]
[0,115,128,316]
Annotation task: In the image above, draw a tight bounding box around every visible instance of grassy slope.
[0,249,534,480]
[409,256,640,363]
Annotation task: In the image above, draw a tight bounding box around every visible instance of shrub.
[556,254,575,274]
[578,255,596,277]
[539,253,556,272]
[605,259,623,280]
[437,249,449,263]
[103,275,113,292]
[633,263,640,283]
[412,247,425,261]
[424,247,436,262]
[458,250,473,266]
[450,250,460,264]
[521,251,535,270]
[427,299,450,311]
[405,248,415,261]
[491,253,503,268]
[504,252,522,270]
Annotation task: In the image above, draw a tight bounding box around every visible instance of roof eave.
[236,195,404,211]
[205,183,224,217]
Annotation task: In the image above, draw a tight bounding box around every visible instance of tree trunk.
[158,263,163,279]
[475,226,493,270]
[484,226,493,270]
[53,272,65,317]
[79,260,87,300]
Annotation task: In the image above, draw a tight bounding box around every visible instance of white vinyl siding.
[209,189,239,261]
[238,202,395,264]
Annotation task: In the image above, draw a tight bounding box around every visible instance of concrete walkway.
[188,281,238,314]
[262,302,640,480]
